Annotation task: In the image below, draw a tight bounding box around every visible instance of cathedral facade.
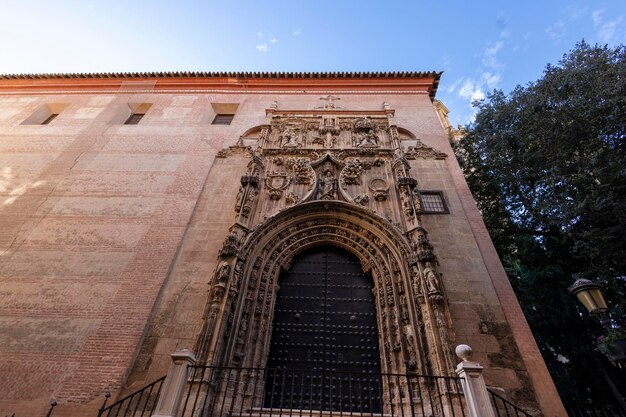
[0,72,565,416]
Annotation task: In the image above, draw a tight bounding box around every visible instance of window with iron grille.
[419,191,449,214]
[212,114,234,125]
[124,113,145,125]
[41,113,59,125]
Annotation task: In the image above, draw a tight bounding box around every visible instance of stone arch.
[200,200,450,377]
[397,127,417,140]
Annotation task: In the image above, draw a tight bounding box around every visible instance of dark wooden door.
[264,246,382,412]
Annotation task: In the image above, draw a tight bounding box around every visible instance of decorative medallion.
[368,178,390,201]
[264,171,291,200]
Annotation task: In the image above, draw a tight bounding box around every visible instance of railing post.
[152,349,196,417]
[454,344,496,417]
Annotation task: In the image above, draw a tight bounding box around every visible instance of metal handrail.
[488,389,534,417]
[96,375,166,417]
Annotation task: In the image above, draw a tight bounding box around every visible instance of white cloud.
[592,9,624,43]
[256,44,268,52]
[257,31,263,38]
[270,38,278,44]
[481,72,501,89]
[545,20,566,40]
[447,78,462,94]
[483,41,503,68]
[293,28,302,36]
[458,79,485,102]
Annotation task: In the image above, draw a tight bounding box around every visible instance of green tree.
[453,41,626,407]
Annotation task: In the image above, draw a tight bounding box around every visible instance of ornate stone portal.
[195,100,456,378]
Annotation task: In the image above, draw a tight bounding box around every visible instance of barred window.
[212,114,235,125]
[419,191,448,214]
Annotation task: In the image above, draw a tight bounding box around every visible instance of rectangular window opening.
[41,113,59,125]
[212,114,234,125]
[125,113,145,125]
[419,191,449,214]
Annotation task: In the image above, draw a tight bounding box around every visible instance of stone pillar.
[152,349,196,417]
[455,345,496,417]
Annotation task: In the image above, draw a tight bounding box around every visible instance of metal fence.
[96,376,166,417]
[565,404,626,417]
[179,365,467,417]
[488,389,534,417]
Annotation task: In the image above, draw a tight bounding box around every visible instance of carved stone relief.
[198,105,459,380]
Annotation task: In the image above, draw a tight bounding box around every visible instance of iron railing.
[97,376,166,417]
[488,389,534,417]
[179,366,467,417]
[566,404,626,417]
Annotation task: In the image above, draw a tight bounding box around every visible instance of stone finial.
[455,344,473,362]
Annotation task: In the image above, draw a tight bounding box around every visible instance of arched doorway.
[264,246,382,412]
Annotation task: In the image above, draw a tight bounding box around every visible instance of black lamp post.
[569,276,626,411]
[569,277,609,317]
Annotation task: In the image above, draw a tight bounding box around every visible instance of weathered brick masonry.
[0,73,565,417]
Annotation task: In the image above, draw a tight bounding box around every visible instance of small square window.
[41,113,59,125]
[419,191,449,214]
[212,114,234,125]
[125,113,145,125]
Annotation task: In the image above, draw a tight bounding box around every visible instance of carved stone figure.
[281,128,301,148]
[423,262,443,300]
[241,188,258,217]
[234,185,244,212]
[411,188,422,213]
[355,131,379,147]
[400,187,414,218]
[318,170,337,200]
[219,231,239,257]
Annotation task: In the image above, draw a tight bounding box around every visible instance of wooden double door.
[265,246,382,412]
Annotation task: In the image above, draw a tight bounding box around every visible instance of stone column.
[152,349,196,417]
[454,345,496,417]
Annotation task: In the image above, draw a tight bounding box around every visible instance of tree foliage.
[453,41,626,406]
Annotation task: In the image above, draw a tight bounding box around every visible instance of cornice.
[0,71,442,98]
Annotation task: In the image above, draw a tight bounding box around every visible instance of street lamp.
[569,277,608,316]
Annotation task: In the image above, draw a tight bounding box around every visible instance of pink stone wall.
[0,89,564,416]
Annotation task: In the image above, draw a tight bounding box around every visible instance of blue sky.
[1,1,624,125]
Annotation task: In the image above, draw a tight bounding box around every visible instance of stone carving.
[316,95,342,109]
[265,171,291,200]
[400,186,414,218]
[285,192,300,205]
[404,146,418,160]
[219,231,239,258]
[368,178,389,201]
[234,186,245,213]
[354,194,369,206]
[423,262,443,301]
[280,127,301,148]
[411,188,422,213]
[284,158,314,185]
[312,116,340,149]
[353,117,380,148]
[241,188,258,218]
[404,142,447,159]
[318,170,338,200]
[341,159,365,185]
[196,104,459,375]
